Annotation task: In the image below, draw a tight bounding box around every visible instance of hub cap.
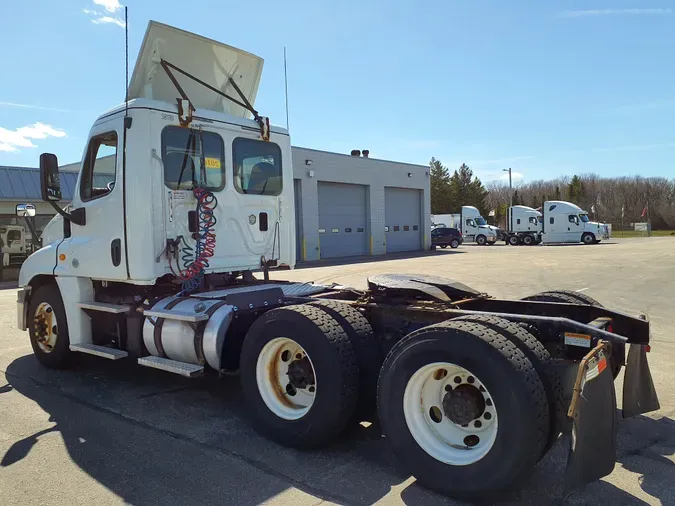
[256,337,317,420]
[33,302,58,353]
[403,362,498,465]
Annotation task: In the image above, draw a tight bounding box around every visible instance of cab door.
[565,214,582,242]
[463,218,478,242]
[54,118,127,280]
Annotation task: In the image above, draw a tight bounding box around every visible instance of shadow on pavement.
[4,353,673,505]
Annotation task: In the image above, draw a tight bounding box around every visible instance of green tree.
[512,189,520,206]
[567,175,585,204]
[448,163,488,214]
[429,158,452,213]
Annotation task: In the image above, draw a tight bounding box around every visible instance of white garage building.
[1,148,430,263]
[292,148,430,262]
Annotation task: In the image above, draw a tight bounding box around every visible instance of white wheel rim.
[403,362,498,466]
[256,337,317,420]
[33,302,58,353]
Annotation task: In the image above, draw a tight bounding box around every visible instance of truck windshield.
[579,214,590,222]
[475,217,487,226]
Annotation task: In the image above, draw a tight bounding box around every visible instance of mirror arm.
[49,201,86,226]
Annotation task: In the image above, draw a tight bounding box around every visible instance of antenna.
[124,6,129,119]
[283,46,290,131]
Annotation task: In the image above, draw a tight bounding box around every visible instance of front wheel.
[450,239,460,249]
[476,235,487,246]
[378,320,549,501]
[28,283,73,368]
[582,232,596,245]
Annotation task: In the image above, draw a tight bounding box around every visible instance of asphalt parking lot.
[1,237,674,505]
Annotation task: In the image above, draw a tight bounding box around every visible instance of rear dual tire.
[377,319,549,501]
[240,304,359,448]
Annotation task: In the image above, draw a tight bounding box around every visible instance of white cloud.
[559,8,672,18]
[500,170,524,181]
[92,16,126,28]
[0,122,67,154]
[93,0,122,13]
[84,2,125,28]
[0,101,71,113]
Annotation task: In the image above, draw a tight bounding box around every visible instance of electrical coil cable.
[173,186,218,293]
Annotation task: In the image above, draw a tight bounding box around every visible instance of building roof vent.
[350,150,361,157]
[362,150,369,158]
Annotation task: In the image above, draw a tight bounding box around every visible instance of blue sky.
[1,1,673,183]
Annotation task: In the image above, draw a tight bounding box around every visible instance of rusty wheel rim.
[33,302,58,354]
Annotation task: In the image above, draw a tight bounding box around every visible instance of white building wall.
[292,147,430,261]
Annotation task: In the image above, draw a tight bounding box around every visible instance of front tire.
[377,320,549,501]
[28,283,73,369]
[476,235,487,246]
[582,232,596,245]
[240,304,359,448]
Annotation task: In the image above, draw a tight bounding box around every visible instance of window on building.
[233,137,282,195]
[357,227,364,232]
[331,228,339,233]
[384,226,389,232]
[413,225,419,231]
[345,228,352,233]
[80,131,118,201]
[162,127,225,191]
[318,228,326,233]
[403,225,410,231]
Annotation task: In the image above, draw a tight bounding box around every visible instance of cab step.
[77,302,132,314]
[137,356,204,378]
[70,343,129,360]
[143,309,209,322]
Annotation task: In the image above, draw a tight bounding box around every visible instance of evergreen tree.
[429,158,452,213]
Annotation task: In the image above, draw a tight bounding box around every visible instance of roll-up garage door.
[318,182,368,258]
[385,187,422,253]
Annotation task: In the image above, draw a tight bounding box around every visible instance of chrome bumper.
[16,287,30,331]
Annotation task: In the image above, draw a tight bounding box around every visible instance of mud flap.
[564,342,617,495]
[622,343,660,418]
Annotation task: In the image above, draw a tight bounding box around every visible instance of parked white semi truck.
[13,21,658,501]
[431,208,500,245]
[541,201,611,245]
[502,205,543,246]
[0,225,30,267]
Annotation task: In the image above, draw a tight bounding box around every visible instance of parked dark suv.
[431,227,463,249]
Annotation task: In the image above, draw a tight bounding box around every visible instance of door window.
[233,138,282,196]
[80,131,118,201]
[568,215,579,225]
[466,219,476,227]
[162,127,225,191]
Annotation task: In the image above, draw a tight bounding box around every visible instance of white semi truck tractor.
[459,206,500,245]
[541,201,611,245]
[14,21,658,502]
[503,205,543,246]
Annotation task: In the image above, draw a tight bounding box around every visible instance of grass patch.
[613,230,675,238]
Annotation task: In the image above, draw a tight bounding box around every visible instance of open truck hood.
[128,21,264,118]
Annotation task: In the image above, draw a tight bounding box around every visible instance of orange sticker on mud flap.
[597,357,607,374]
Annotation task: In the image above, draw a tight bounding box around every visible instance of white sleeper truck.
[1,225,30,267]
[542,201,611,245]
[14,21,658,501]
[503,205,543,246]
[459,206,500,245]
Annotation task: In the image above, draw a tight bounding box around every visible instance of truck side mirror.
[39,153,62,202]
[16,204,36,217]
